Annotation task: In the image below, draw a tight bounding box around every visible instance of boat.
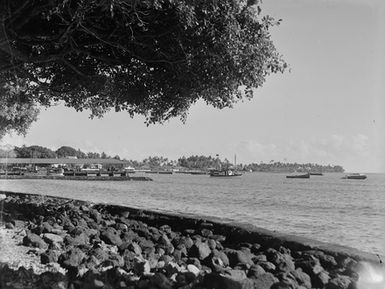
[209,169,242,177]
[286,173,310,179]
[309,172,323,176]
[342,173,367,180]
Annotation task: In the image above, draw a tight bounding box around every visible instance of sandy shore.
[0,191,383,289]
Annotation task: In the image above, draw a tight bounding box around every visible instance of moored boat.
[209,169,242,177]
[342,173,367,180]
[286,173,310,179]
[309,172,323,176]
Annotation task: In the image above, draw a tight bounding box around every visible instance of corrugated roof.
[0,158,130,165]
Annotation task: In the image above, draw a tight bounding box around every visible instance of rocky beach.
[0,191,383,289]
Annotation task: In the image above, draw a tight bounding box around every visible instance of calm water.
[1,172,384,255]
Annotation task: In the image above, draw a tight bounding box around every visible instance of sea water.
[1,172,384,255]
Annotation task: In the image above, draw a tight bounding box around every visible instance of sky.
[2,0,384,173]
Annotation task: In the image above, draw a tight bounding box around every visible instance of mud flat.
[0,191,383,289]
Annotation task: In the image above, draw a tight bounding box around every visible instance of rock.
[208,239,217,250]
[160,224,172,234]
[94,279,104,288]
[291,268,312,288]
[225,249,254,267]
[266,250,295,272]
[189,240,211,260]
[248,264,266,278]
[164,261,182,276]
[90,247,109,263]
[64,232,89,247]
[101,227,122,246]
[326,276,352,289]
[103,253,124,267]
[187,258,202,269]
[23,232,48,249]
[158,233,172,247]
[59,247,86,268]
[133,257,151,276]
[204,270,248,289]
[303,250,338,270]
[253,254,267,263]
[175,272,197,287]
[41,222,54,233]
[252,273,279,289]
[201,228,214,238]
[128,242,142,255]
[40,249,61,264]
[149,272,173,289]
[5,222,14,229]
[314,270,330,288]
[43,233,64,244]
[178,236,194,249]
[187,264,200,276]
[257,261,276,272]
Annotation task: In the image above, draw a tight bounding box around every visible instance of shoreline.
[0,175,153,181]
[0,191,383,289]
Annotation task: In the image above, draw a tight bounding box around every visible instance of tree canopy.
[0,0,286,133]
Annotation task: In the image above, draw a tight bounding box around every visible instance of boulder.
[101,227,122,246]
[204,270,248,289]
[187,264,200,276]
[291,268,312,289]
[149,272,173,289]
[248,264,266,278]
[252,273,279,289]
[59,247,86,268]
[23,232,48,249]
[326,276,352,289]
[133,257,151,276]
[225,249,254,267]
[40,249,61,264]
[43,233,64,244]
[189,240,212,260]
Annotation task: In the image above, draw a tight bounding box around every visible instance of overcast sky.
[2,0,384,172]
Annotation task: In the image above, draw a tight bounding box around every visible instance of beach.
[0,191,383,289]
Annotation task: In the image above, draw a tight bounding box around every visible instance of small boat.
[342,173,367,180]
[190,171,207,175]
[309,172,323,176]
[209,169,242,177]
[286,173,310,179]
